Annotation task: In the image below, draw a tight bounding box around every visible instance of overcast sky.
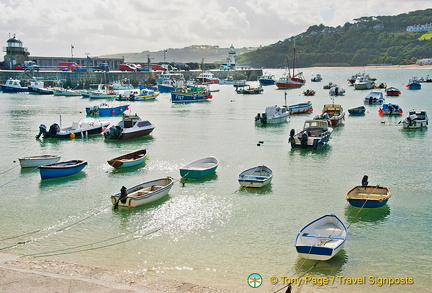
[0,0,429,58]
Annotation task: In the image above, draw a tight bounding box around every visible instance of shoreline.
[0,253,238,293]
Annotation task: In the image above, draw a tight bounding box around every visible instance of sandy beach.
[0,253,238,293]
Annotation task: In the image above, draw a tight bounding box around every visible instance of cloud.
[0,0,429,57]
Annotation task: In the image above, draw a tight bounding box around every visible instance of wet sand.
[0,253,238,293]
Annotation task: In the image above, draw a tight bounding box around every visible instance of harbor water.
[0,67,430,292]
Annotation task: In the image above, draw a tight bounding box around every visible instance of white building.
[406,23,432,32]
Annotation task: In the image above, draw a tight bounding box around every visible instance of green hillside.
[237,9,432,67]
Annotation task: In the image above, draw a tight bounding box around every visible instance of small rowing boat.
[107,149,147,169]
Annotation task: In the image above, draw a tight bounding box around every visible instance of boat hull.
[39,160,87,179]
[1,86,28,93]
[56,123,110,139]
[238,166,273,188]
[295,214,347,261]
[288,102,313,114]
[171,93,212,103]
[180,156,219,178]
[346,185,391,208]
[110,177,174,207]
[19,155,61,168]
[258,79,275,86]
[108,149,147,169]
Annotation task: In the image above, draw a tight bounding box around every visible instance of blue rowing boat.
[86,103,130,116]
[38,160,87,179]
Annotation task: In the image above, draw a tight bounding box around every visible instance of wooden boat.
[385,87,401,96]
[238,165,273,188]
[401,110,428,129]
[36,117,110,139]
[302,89,316,96]
[236,86,263,94]
[255,105,290,124]
[107,149,147,169]
[38,160,87,179]
[287,101,313,114]
[18,155,61,168]
[180,156,219,178]
[348,106,366,115]
[86,103,130,116]
[363,91,385,105]
[346,178,392,208]
[276,47,305,89]
[104,114,155,140]
[379,103,403,115]
[289,120,333,149]
[295,214,348,261]
[111,177,174,208]
[316,104,345,126]
[171,86,213,103]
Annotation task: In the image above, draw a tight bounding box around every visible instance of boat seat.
[302,233,345,240]
[240,174,267,180]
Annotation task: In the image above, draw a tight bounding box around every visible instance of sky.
[0,0,430,58]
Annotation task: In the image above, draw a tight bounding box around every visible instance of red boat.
[196,72,220,84]
[385,87,401,96]
[303,89,316,96]
[276,47,305,89]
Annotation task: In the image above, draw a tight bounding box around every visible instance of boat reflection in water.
[344,204,391,224]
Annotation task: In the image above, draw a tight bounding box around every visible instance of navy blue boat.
[39,160,87,179]
[348,106,366,115]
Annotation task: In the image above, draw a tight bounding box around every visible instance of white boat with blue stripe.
[238,165,273,188]
[295,214,348,260]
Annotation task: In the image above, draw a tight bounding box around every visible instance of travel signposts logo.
[248,273,263,288]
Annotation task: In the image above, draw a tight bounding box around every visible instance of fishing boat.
[52,88,82,96]
[258,74,276,86]
[129,87,160,101]
[219,76,235,85]
[346,176,391,208]
[18,155,61,168]
[401,110,428,129]
[348,106,366,115]
[236,86,264,94]
[238,165,273,188]
[82,84,119,99]
[38,160,87,179]
[302,89,316,96]
[276,47,306,89]
[323,82,336,89]
[287,101,313,114]
[179,156,219,178]
[171,86,212,103]
[316,104,345,126]
[111,177,174,208]
[36,117,110,139]
[289,120,333,149]
[294,214,348,261]
[255,105,290,124]
[329,86,345,96]
[311,74,322,82]
[385,87,401,96]
[406,78,421,90]
[86,103,130,116]
[196,71,220,84]
[103,114,155,140]
[107,149,147,169]
[379,103,403,115]
[363,91,385,105]
[0,78,28,92]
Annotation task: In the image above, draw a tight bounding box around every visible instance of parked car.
[175,64,190,71]
[95,63,110,72]
[151,64,167,71]
[58,62,81,71]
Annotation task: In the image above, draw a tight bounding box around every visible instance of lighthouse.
[3,34,30,70]
[220,44,236,70]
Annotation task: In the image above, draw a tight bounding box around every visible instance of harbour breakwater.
[0,68,263,89]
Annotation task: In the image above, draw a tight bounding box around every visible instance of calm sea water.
[0,67,431,292]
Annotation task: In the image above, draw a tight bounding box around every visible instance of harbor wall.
[0,69,263,89]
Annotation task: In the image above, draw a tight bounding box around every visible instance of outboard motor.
[119,186,128,204]
[288,129,295,144]
[35,124,47,139]
[300,131,309,148]
[362,175,368,186]
[103,125,122,139]
[48,123,60,138]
